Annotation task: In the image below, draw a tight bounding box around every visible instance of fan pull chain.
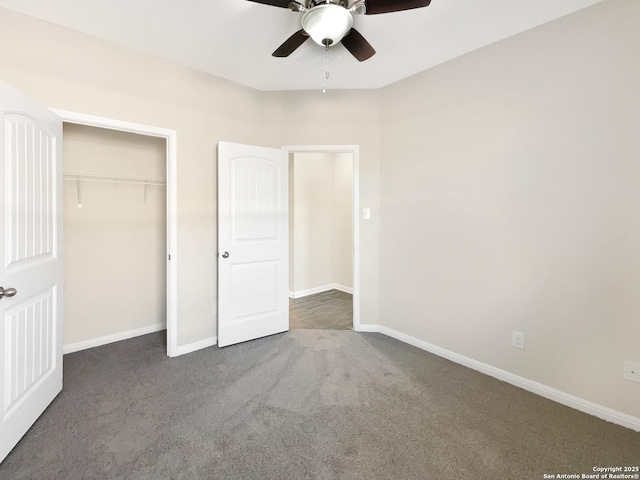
[322,45,330,93]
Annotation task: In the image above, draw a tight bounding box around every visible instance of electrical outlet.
[362,208,371,220]
[624,361,640,383]
[512,331,525,350]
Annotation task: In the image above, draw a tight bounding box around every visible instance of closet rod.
[63,171,166,186]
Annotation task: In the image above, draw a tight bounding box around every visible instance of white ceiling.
[0,0,603,91]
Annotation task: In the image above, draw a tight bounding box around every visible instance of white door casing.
[51,109,179,358]
[0,82,63,462]
[217,142,289,347]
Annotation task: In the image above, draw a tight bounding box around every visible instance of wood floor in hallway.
[289,289,353,330]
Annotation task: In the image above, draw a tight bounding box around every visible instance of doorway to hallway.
[288,149,355,331]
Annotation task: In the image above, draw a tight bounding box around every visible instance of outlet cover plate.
[624,361,640,383]
[512,331,525,350]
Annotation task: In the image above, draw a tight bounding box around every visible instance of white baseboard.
[290,283,353,299]
[174,336,218,356]
[356,324,381,333]
[63,323,165,354]
[372,325,640,433]
[333,284,354,295]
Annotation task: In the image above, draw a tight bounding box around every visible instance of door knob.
[221,252,229,259]
[0,287,17,299]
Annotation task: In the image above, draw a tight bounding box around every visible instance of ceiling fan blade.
[246,0,291,8]
[341,28,376,62]
[272,30,309,57]
[364,0,431,15]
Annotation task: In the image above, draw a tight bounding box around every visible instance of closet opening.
[55,111,178,357]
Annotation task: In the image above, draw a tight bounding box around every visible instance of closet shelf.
[63,171,166,186]
[64,171,165,208]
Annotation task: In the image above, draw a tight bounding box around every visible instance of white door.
[217,142,289,347]
[0,82,63,463]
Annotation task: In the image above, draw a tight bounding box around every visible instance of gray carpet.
[290,290,353,330]
[1,330,638,480]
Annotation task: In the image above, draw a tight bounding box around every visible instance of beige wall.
[2,0,635,421]
[333,153,354,289]
[379,0,640,419]
[290,152,353,294]
[0,7,381,344]
[63,124,166,345]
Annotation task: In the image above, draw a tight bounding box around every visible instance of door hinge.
[168,254,171,261]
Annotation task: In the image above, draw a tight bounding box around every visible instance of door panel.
[218,142,288,348]
[5,114,57,270]
[0,82,63,463]
[232,158,277,240]
[230,261,278,319]
[5,287,56,418]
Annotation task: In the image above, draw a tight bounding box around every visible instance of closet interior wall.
[62,124,167,348]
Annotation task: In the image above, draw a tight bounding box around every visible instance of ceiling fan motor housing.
[302,1,353,47]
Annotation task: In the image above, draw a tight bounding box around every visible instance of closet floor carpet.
[1,330,638,480]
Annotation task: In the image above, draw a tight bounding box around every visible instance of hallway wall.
[290,152,353,296]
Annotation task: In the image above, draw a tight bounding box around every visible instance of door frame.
[51,109,179,357]
[283,145,361,331]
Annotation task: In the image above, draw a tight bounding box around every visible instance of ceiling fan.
[247,0,432,62]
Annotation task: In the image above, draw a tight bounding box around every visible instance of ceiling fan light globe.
[301,4,353,47]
